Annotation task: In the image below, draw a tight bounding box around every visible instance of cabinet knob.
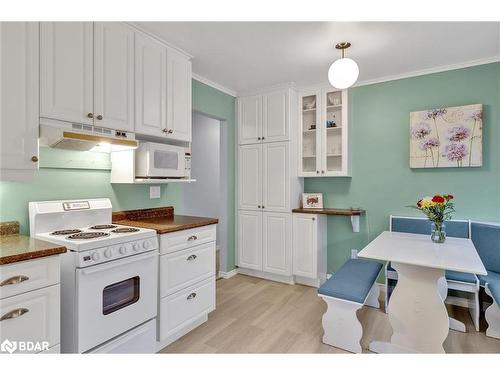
[168,129,173,134]
[262,206,265,209]
[257,137,261,140]
[162,129,168,133]
[96,114,103,120]
[258,205,261,208]
[321,170,325,174]
[31,156,38,163]
[262,137,265,140]
[87,112,94,119]
[312,217,316,221]
[316,170,319,174]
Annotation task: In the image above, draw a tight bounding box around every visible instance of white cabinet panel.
[263,142,289,212]
[237,211,262,270]
[167,49,192,142]
[159,225,216,255]
[94,22,134,132]
[40,22,93,125]
[0,22,39,178]
[292,214,318,278]
[134,32,167,137]
[238,144,262,210]
[263,90,288,142]
[262,212,291,276]
[238,95,261,144]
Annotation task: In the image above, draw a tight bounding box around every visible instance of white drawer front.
[159,278,215,341]
[160,225,216,255]
[160,242,215,297]
[0,284,60,353]
[0,256,60,299]
[39,344,60,354]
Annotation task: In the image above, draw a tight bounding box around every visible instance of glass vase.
[431,222,446,243]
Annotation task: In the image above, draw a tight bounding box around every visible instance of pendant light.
[328,42,359,89]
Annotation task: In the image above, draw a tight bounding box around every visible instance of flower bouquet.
[409,194,455,243]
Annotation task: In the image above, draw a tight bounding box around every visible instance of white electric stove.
[29,198,159,354]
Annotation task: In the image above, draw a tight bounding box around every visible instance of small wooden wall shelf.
[292,207,365,232]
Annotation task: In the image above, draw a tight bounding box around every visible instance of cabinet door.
[238,95,261,144]
[237,211,262,271]
[262,212,291,276]
[292,214,318,278]
[238,144,262,210]
[262,90,288,142]
[0,22,39,179]
[40,22,93,124]
[298,92,322,177]
[94,23,134,132]
[134,32,167,137]
[167,48,192,142]
[262,142,289,212]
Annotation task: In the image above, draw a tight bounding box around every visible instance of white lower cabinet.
[292,213,327,287]
[156,225,216,349]
[0,255,62,353]
[237,210,291,277]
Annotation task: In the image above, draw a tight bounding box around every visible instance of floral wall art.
[409,104,483,168]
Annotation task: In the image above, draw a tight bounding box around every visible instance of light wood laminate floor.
[161,274,500,353]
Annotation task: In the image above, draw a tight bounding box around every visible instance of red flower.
[432,195,445,204]
[417,199,422,208]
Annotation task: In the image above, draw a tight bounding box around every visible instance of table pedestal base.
[437,276,466,332]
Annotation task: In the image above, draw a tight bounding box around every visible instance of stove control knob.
[143,240,151,249]
[133,243,140,252]
[104,248,113,258]
[91,252,100,261]
[119,246,127,255]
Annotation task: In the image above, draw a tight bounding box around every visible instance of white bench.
[318,258,383,353]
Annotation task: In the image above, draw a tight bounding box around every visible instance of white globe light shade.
[328,57,359,89]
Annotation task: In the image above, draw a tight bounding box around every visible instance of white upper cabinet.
[167,48,192,142]
[262,90,288,142]
[238,95,261,144]
[262,142,289,212]
[134,32,167,137]
[0,22,39,181]
[40,22,94,125]
[238,144,262,210]
[94,22,134,132]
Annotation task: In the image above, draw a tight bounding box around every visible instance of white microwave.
[136,142,186,178]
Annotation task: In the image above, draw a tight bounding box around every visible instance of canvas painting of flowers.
[409,104,483,168]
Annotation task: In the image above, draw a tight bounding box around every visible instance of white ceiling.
[134,22,500,94]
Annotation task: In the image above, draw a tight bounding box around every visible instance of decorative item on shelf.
[333,97,341,106]
[408,194,455,243]
[309,123,316,130]
[327,93,342,106]
[410,104,483,169]
[326,115,337,128]
[303,98,316,111]
[302,193,324,209]
[328,42,359,89]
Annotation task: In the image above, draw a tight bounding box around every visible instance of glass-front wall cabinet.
[298,88,349,177]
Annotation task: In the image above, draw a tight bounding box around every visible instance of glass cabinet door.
[300,93,321,176]
[323,90,344,174]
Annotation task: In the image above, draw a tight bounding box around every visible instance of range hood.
[40,119,138,152]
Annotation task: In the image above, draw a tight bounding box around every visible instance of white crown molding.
[192,73,238,97]
[237,81,297,97]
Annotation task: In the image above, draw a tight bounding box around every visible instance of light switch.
[150,186,161,199]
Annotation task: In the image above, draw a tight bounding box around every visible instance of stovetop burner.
[111,227,140,233]
[51,229,82,236]
[67,232,110,240]
[89,225,117,230]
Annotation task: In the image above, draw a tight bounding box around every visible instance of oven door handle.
[81,251,157,275]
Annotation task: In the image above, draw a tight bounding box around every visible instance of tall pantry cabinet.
[236,86,302,282]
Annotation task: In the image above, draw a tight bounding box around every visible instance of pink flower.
[411,122,432,139]
[447,125,470,142]
[419,137,440,151]
[443,143,468,162]
[426,108,447,119]
[470,111,482,121]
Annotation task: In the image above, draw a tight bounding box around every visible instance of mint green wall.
[0,79,236,271]
[305,62,500,274]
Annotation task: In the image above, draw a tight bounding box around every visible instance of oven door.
[149,144,185,178]
[76,250,158,353]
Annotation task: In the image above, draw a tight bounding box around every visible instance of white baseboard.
[218,268,239,279]
[237,268,295,285]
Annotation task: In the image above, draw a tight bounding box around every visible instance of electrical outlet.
[150,186,161,199]
[351,249,358,259]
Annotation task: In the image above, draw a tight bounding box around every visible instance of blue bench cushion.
[488,282,500,304]
[318,259,383,304]
[478,270,500,286]
[391,217,469,238]
[445,270,478,284]
[471,222,500,275]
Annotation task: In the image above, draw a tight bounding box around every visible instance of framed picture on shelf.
[302,193,323,209]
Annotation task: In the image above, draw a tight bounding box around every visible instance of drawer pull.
[0,275,29,287]
[187,235,198,241]
[187,292,197,300]
[186,254,197,261]
[0,308,29,321]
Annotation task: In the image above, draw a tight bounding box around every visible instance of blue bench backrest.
[390,216,469,238]
[471,222,500,274]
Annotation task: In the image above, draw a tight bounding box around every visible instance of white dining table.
[358,231,487,353]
